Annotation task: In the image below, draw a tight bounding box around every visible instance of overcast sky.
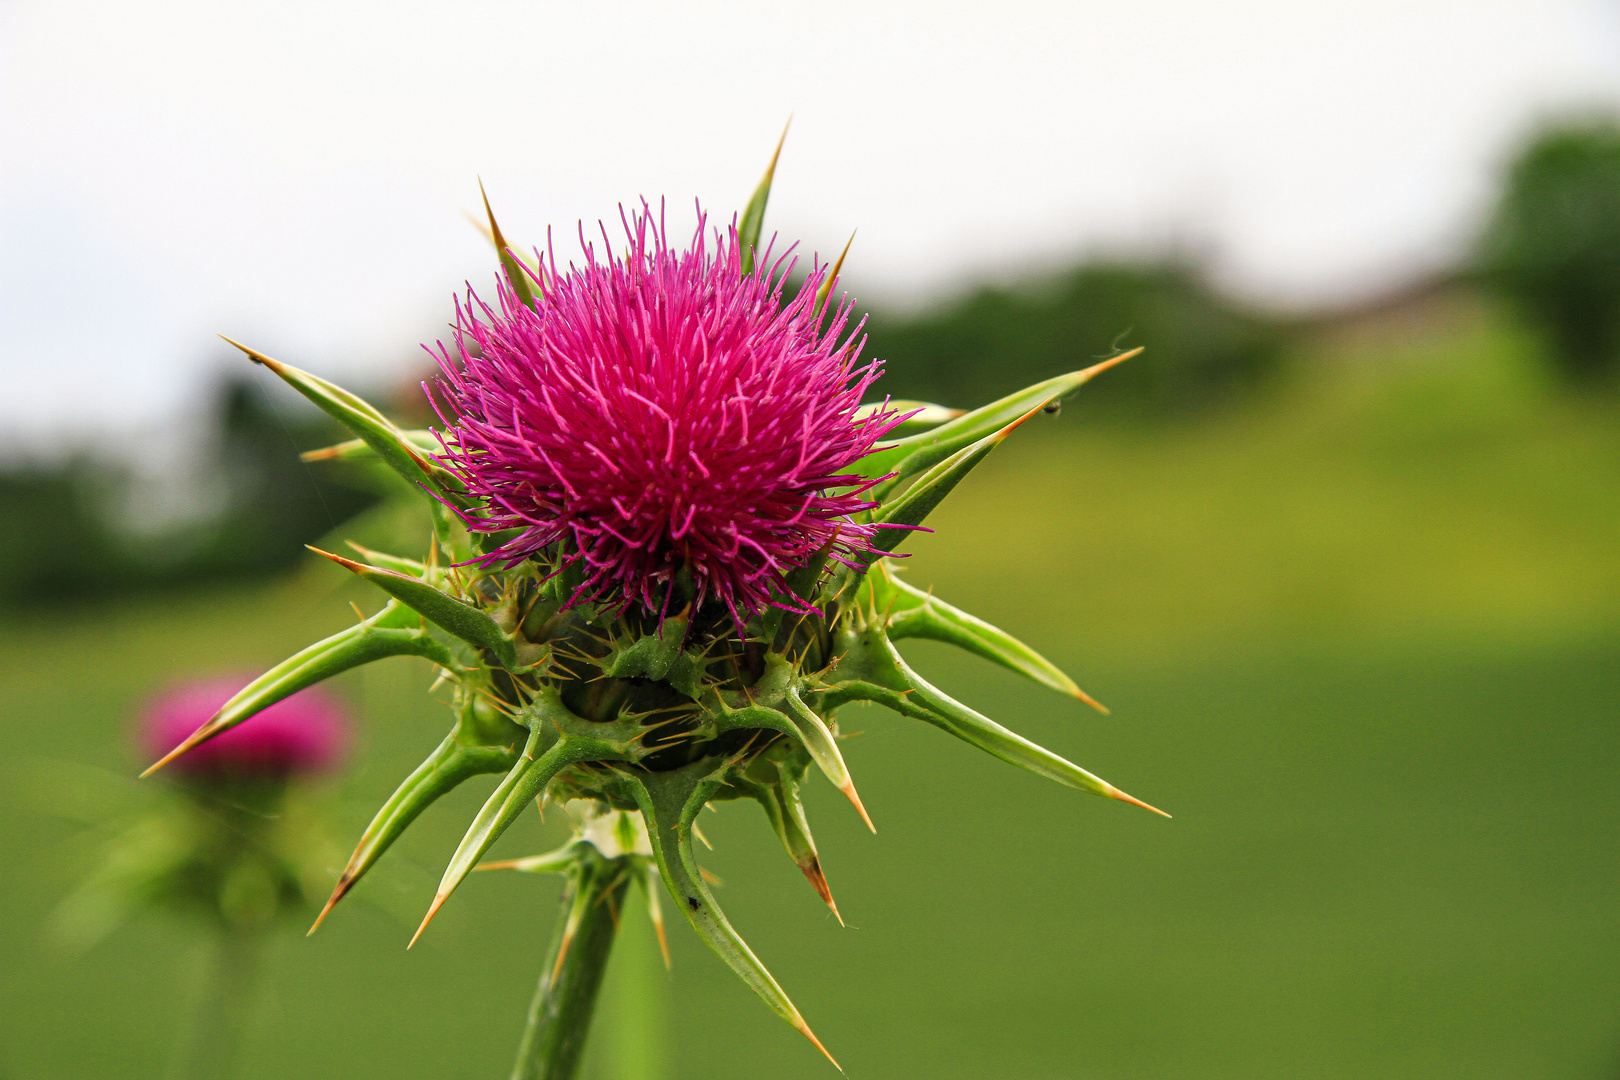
[4,0,1620,450]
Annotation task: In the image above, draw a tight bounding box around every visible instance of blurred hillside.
[2,286,1615,1079]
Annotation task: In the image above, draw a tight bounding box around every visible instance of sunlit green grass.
[1,298,1616,1079]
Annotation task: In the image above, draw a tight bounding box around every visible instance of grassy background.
[1,297,1617,1078]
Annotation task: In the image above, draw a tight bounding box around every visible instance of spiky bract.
[433,204,904,623]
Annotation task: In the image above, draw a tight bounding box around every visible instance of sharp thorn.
[644,876,672,969]
[840,781,876,834]
[991,400,1052,444]
[654,918,671,969]
[1075,346,1141,382]
[306,545,367,573]
[801,858,844,926]
[794,1017,842,1072]
[1072,686,1111,714]
[307,880,350,936]
[139,720,220,777]
[408,893,449,949]
[463,207,495,244]
[1106,784,1172,819]
[765,118,790,182]
[218,334,282,372]
[473,859,522,872]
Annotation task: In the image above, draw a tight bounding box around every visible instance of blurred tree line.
[0,380,377,608]
[1479,116,1620,388]
[4,112,1615,608]
[862,260,1283,416]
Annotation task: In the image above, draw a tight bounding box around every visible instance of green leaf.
[141,600,454,776]
[850,350,1139,484]
[823,628,1168,817]
[411,727,611,945]
[601,615,700,687]
[310,730,519,933]
[343,541,427,578]
[739,123,788,278]
[733,750,842,922]
[702,655,872,830]
[616,760,840,1070]
[869,565,1106,711]
[223,337,461,499]
[782,685,873,832]
[479,178,538,311]
[854,399,963,438]
[310,548,544,673]
[866,408,1040,556]
[410,685,643,943]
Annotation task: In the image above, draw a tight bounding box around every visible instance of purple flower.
[142,677,349,778]
[431,203,906,622]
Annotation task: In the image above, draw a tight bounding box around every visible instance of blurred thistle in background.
[40,680,349,1079]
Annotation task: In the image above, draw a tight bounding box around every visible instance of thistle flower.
[433,205,904,623]
[143,676,348,779]
[148,139,1162,1078]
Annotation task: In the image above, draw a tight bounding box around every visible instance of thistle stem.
[512,851,634,1080]
[174,926,262,1080]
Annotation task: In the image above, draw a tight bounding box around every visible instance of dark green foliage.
[186,378,380,577]
[1480,118,1620,386]
[865,261,1283,417]
[0,457,135,606]
[0,376,378,608]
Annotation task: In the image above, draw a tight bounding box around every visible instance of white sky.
[3,0,1620,449]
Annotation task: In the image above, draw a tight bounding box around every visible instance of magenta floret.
[431,203,904,621]
[142,677,349,778]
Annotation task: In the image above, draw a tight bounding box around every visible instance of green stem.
[601,886,666,1080]
[512,852,634,1080]
[175,927,262,1080]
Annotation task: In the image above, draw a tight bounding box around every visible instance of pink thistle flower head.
[432,202,906,621]
[141,677,350,779]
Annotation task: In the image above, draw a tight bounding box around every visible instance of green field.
[2,299,1617,1079]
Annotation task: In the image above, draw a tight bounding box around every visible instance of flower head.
[142,676,349,778]
[431,204,904,621]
